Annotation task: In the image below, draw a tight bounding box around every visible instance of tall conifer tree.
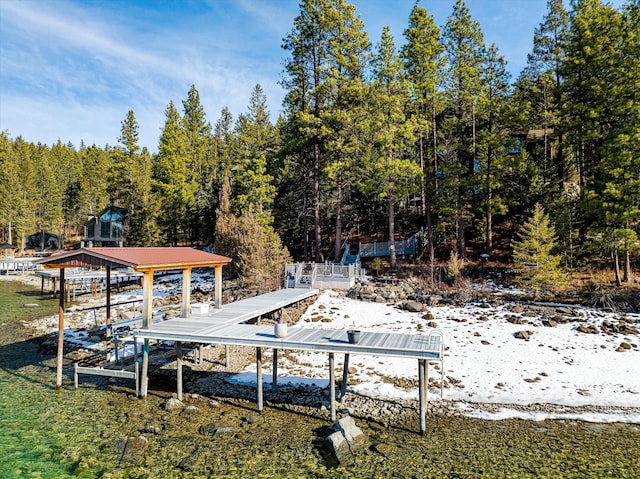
[402,4,443,265]
[369,26,421,270]
[442,0,486,259]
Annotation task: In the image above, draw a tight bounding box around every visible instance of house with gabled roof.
[84,205,129,247]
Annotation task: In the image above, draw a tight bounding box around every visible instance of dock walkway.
[133,287,444,434]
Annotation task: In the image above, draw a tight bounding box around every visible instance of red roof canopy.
[36,247,232,272]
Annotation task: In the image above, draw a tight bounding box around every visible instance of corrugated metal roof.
[36,247,232,271]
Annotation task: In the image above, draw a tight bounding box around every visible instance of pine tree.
[154,101,197,245]
[368,26,421,270]
[127,147,161,246]
[402,3,444,266]
[560,0,623,201]
[476,44,512,255]
[526,0,568,189]
[182,85,213,243]
[322,0,370,261]
[588,0,640,282]
[33,143,64,245]
[442,0,486,259]
[234,84,278,228]
[110,110,140,210]
[512,204,567,294]
[0,133,35,249]
[282,0,334,261]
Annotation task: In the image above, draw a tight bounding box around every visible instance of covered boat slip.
[134,315,445,434]
[35,247,232,389]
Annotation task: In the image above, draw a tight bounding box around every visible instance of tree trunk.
[426,191,434,269]
[313,140,322,262]
[389,194,396,270]
[334,171,343,262]
[429,103,437,272]
[614,251,621,286]
[486,190,492,255]
[623,250,631,283]
[419,135,426,216]
[485,151,493,255]
[302,167,309,262]
[457,187,467,260]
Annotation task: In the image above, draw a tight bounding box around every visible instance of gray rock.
[337,416,365,447]
[401,300,424,313]
[514,330,533,340]
[114,435,148,466]
[324,415,367,462]
[577,325,598,334]
[143,425,160,434]
[199,422,235,435]
[507,316,527,325]
[325,431,351,462]
[165,397,184,411]
[182,405,200,421]
[245,414,260,424]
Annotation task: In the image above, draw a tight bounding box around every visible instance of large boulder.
[401,300,425,313]
[324,416,367,463]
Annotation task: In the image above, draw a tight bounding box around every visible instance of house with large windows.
[84,205,129,247]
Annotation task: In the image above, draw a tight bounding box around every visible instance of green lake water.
[1,279,639,478]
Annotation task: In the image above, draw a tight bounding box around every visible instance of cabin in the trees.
[26,231,61,251]
[510,129,555,159]
[84,205,129,247]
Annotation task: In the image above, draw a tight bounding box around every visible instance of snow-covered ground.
[17,272,640,423]
[231,289,640,423]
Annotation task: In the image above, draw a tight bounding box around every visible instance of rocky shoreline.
[7,272,640,426]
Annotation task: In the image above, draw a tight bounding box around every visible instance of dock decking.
[133,287,444,434]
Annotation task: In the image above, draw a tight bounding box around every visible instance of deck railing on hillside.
[284,262,363,289]
[358,236,417,258]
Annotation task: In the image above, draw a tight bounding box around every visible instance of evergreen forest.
[1,0,638,287]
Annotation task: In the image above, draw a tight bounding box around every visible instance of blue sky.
[0,0,622,152]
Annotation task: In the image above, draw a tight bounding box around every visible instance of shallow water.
[1,280,639,478]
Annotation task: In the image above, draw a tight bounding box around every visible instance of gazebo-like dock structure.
[36,247,232,389]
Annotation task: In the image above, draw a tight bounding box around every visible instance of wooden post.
[140,270,154,397]
[329,352,336,421]
[141,271,153,328]
[106,266,112,338]
[56,267,65,389]
[340,353,350,401]
[256,347,263,412]
[214,264,223,309]
[177,341,183,401]
[272,349,278,390]
[418,359,426,435]
[181,268,191,318]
